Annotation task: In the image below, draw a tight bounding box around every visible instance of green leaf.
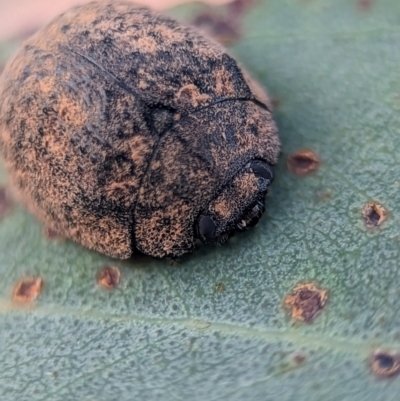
[1,0,400,399]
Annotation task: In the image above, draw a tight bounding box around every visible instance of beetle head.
[195,159,274,245]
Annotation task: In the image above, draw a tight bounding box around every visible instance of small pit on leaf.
[97,266,121,289]
[362,202,387,228]
[0,187,13,218]
[287,150,320,176]
[371,350,400,378]
[283,282,328,323]
[214,282,226,293]
[12,277,43,303]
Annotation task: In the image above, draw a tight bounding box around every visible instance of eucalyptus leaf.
[1,0,400,400]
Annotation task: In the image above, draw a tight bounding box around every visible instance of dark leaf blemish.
[283,282,328,323]
[371,350,400,378]
[287,149,320,176]
[214,282,226,293]
[191,0,255,46]
[0,187,13,219]
[362,201,387,228]
[97,266,121,289]
[43,227,63,241]
[192,12,240,46]
[293,354,306,365]
[12,277,44,303]
[357,0,374,12]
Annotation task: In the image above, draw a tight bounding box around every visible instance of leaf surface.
[1,0,400,399]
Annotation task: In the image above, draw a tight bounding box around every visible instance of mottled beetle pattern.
[0,1,280,259]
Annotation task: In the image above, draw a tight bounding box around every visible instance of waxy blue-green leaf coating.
[1,0,400,399]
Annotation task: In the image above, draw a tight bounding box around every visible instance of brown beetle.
[0,1,280,259]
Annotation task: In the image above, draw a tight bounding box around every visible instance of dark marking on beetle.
[370,350,400,378]
[357,0,374,11]
[103,36,113,45]
[363,201,387,228]
[225,125,237,147]
[61,25,71,34]
[287,149,320,176]
[97,266,121,289]
[0,187,13,219]
[283,282,328,323]
[12,277,44,303]
[214,282,226,293]
[150,106,175,135]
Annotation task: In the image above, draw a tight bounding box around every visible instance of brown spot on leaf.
[97,266,121,289]
[271,98,281,110]
[12,277,43,303]
[192,0,254,46]
[371,350,400,378]
[293,354,306,365]
[362,201,387,228]
[227,0,255,15]
[192,12,240,46]
[357,0,374,11]
[43,226,64,241]
[214,282,226,293]
[283,282,328,323]
[0,187,13,218]
[287,149,320,176]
